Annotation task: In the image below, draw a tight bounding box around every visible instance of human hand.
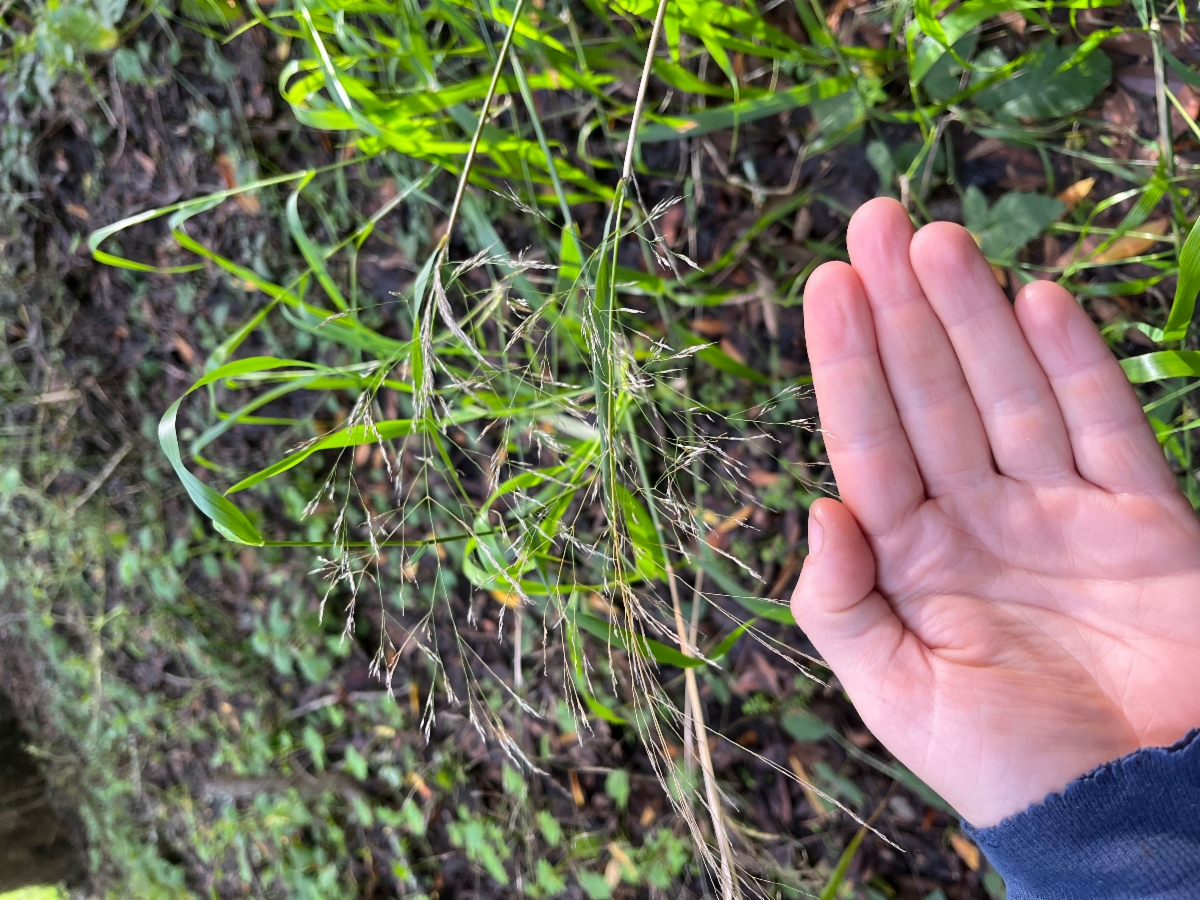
[791,198,1200,828]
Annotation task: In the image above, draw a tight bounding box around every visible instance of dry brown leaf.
[964,138,1002,161]
[766,553,800,599]
[690,317,726,338]
[65,203,90,220]
[1173,85,1200,137]
[949,830,982,871]
[490,589,521,609]
[217,699,241,734]
[787,755,829,817]
[1056,177,1095,212]
[719,338,747,365]
[216,153,237,189]
[706,503,754,546]
[1103,89,1138,130]
[793,207,814,242]
[405,771,433,801]
[133,149,157,178]
[748,469,782,488]
[845,728,874,748]
[1179,85,1200,120]
[1054,235,1099,269]
[733,649,782,696]
[171,333,196,366]
[997,8,1026,33]
[216,153,261,214]
[235,193,261,215]
[607,843,637,882]
[1092,218,1169,263]
[603,858,622,890]
[658,200,684,247]
[568,769,585,806]
[761,293,780,340]
[735,729,758,747]
[825,0,849,29]
[587,591,614,615]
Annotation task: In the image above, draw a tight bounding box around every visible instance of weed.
[96,0,1200,889]
[7,0,1192,893]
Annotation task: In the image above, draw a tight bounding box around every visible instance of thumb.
[791,499,904,680]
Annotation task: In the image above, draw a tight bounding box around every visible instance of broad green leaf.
[536,810,563,847]
[781,708,833,742]
[45,4,117,52]
[604,769,630,809]
[113,47,148,85]
[910,0,1120,84]
[1122,351,1200,383]
[964,187,1063,261]
[577,870,612,900]
[974,39,1111,121]
[912,0,971,75]
[1164,221,1200,341]
[921,32,980,102]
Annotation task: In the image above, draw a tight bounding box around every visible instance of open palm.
[792,199,1200,827]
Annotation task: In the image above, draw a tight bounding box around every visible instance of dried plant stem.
[620,0,671,182]
[611,6,739,894]
[682,567,705,773]
[1150,9,1175,182]
[438,0,529,256]
[513,608,523,690]
[667,563,739,900]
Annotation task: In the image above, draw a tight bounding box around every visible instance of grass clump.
[93,0,1200,893]
[3,0,1199,893]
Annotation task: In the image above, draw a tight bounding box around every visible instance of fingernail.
[807,509,823,555]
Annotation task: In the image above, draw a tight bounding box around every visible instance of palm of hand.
[793,200,1200,827]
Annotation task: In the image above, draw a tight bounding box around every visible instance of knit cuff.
[965,729,1200,900]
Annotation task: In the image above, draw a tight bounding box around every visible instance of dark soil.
[0,688,86,892]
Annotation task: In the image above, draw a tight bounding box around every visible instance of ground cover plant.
[4,0,1200,894]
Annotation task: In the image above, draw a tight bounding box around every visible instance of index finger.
[805,261,925,535]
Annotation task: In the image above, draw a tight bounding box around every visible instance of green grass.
[93,0,1200,892]
[0,889,68,900]
[6,0,1200,893]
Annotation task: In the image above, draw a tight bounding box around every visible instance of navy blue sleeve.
[964,729,1200,900]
